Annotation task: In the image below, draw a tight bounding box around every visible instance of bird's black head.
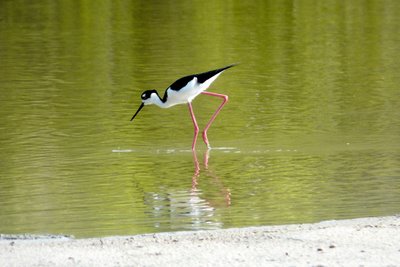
[141,89,158,101]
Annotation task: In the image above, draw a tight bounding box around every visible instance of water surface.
[0,1,399,237]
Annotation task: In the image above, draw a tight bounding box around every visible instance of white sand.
[1,215,399,267]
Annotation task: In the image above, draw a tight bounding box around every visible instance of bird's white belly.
[163,73,222,108]
[166,83,207,107]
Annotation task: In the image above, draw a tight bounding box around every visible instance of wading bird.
[131,64,235,150]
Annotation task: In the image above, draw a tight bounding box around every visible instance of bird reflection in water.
[144,149,231,231]
[191,149,231,207]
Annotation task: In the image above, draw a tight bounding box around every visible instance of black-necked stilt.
[131,64,236,150]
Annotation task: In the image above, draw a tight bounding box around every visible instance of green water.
[0,1,399,238]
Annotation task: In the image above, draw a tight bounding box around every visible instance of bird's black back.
[168,64,236,91]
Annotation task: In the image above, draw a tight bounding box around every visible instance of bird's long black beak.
[131,103,144,121]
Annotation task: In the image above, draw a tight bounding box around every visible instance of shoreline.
[1,215,399,266]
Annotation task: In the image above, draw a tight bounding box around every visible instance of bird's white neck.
[148,92,170,108]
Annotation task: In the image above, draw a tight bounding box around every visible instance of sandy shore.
[1,215,399,267]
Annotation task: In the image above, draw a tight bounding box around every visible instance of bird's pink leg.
[188,102,199,150]
[200,91,229,148]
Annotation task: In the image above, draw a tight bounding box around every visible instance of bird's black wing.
[168,64,236,91]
